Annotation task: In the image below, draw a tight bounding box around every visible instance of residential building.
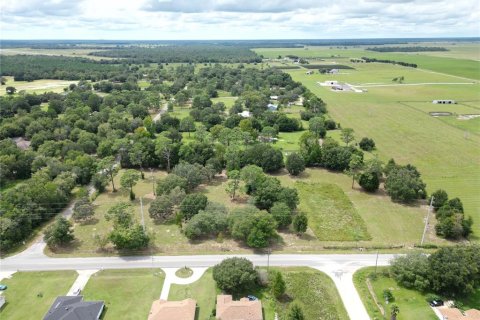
[43,296,104,320]
[148,299,197,320]
[216,295,262,320]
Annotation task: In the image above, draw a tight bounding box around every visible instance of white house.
[238,110,251,118]
[267,103,278,111]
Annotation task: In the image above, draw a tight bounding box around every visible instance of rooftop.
[437,307,480,320]
[216,295,262,320]
[148,298,197,320]
[43,296,104,320]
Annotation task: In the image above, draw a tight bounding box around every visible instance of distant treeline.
[361,57,417,68]
[302,64,354,70]
[0,55,124,81]
[2,38,479,49]
[366,46,448,52]
[89,46,262,63]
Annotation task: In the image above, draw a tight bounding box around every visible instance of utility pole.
[140,197,145,232]
[421,196,434,246]
[374,250,379,275]
[267,249,272,272]
[150,168,155,196]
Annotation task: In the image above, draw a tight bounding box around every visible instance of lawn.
[169,267,348,320]
[295,182,371,241]
[353,266,478,320]
[82,269,165,320]
[169,269,219,320]
[0,271,78,320]
[169,105,192,119]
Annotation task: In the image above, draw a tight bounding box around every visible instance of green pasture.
[255,46,480,80]
[0,76,75,96]
[286,62,480,237]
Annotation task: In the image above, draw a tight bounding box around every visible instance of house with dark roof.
[43,296,104,320]
[216,295,262,320]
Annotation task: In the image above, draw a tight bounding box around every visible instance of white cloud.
[0,0,478,39]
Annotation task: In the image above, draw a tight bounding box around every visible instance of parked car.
[247,295,258,301]
[429,300,444,307]
[0,285,7,291]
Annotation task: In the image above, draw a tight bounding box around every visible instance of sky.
[1,0,479,40]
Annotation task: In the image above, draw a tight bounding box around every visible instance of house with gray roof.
[43,296,104,320]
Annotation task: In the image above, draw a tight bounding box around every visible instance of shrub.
[270,202,293,228]
[431,189,449,210]
[359,137,375,151]
[358,171,380,192]
[286,152,305,176]
[179,193,208,220]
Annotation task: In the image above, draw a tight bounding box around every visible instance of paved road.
[1,252,396,320]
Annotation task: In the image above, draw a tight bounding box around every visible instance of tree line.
[366,46,448,52]
[361,57,418,68]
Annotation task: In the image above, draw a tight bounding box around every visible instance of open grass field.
[0,47,113,60]
[169,267,348,320]
[354,267,437,320]
[169,269,219,320]
[0,76,76,96]
[255,44,480,80]
[282,59,480,238]
[277,169,447,247]
[169,105,192,119]
[0,271,77,320]
[82,269,165,320]
[295,182,371,241]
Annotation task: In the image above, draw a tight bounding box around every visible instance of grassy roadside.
[354,267,437,320]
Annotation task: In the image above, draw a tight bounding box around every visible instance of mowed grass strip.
[168,269,219,320]
[354,267,437,320]
[0,271,78,320]
[274,267,349,320]
[296,182,371,241]
[82,269,165,320]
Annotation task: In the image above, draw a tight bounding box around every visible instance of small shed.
[267,103,278,111]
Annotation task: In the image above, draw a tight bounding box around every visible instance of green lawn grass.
[0,271,78,320]
[169,269,219,320]
[295,181,371,241]
[82,269,165,320]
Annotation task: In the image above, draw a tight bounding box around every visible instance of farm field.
[169,267,348,320]
[0,47,114,60]
[282,60,480,237]
[0,271,78,320]
[82,269,165,320]
[255,45,480,80]
[0,76,76,96]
